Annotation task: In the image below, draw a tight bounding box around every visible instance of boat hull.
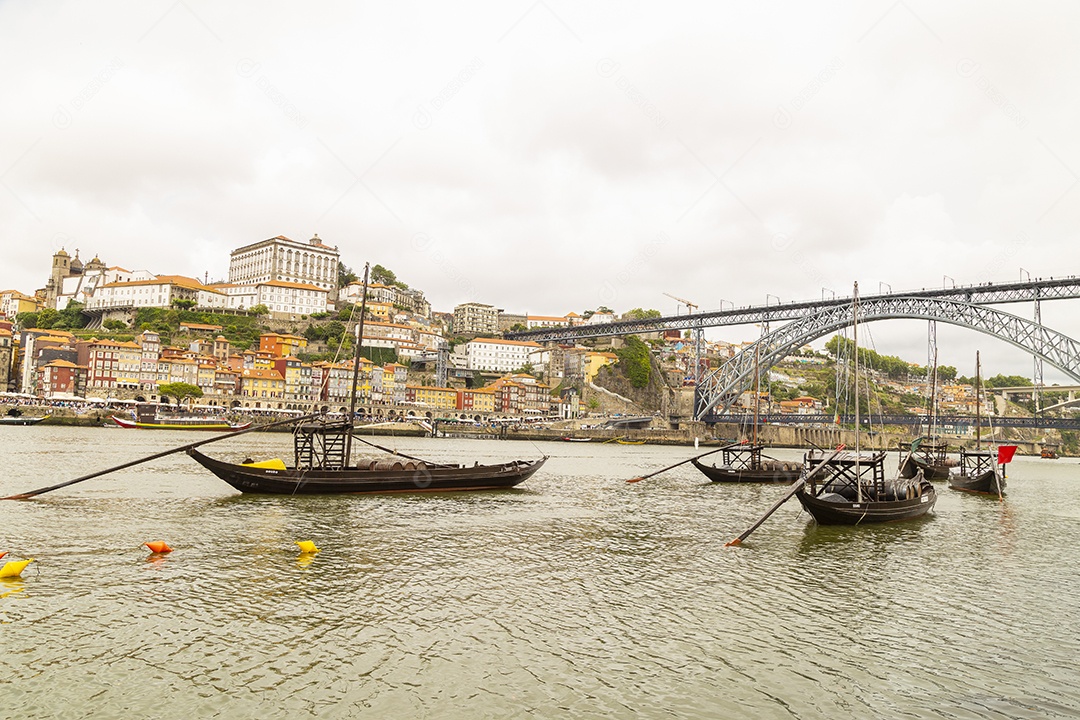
[948,470,1005,496]
[187,448,546,494]
[691,458,802,483]
[796,482,936,525]
[0,416,46,426]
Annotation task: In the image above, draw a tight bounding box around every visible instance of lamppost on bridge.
[879,281,891,295]
[822,288,835,301]
[943,275,955,289]
[1020,268,1030,282]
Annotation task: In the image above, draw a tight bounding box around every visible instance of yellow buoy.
[0,559,34,578]
[295,540,319,553]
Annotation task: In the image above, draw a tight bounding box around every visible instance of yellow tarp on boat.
[241,458,287,470]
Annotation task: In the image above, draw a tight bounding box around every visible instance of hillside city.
[0,234,1072,442]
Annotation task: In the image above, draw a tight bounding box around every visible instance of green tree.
[616,335,652,388]
[371,264,397,286]
[249,304,269,316]
[103,319,128,331]
[625,308,662,320]
[158,382,203,405]
[171,299,196,310]
[985,374,1031,388]
[339,262,358,287]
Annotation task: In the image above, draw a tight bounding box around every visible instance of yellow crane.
[663,293,703,386]
[663,292,698,314]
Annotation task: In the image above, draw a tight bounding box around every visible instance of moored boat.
[0,414,48,426]
[187,420,545,494]
[185,263,546,496]
[795,283,935,525]
[898,437,953,480]
[948,353,1010,497]
[948,448,1004,496]
[796,449,935,524]
[111,403,251,431]
[691,444,801,483]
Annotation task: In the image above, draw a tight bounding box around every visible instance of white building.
[210,280,329,318]
[85,275,228,311]
[228,235,340,307]
[462,338,544,372]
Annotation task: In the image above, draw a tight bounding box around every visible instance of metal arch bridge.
[504,277,1080,342]
[694,295,1080,420]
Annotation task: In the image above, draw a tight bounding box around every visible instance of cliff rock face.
[594,351,675,415]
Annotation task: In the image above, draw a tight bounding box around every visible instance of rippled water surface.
[3,427,1080,719]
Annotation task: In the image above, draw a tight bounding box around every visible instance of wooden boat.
[795,283,935,525]
[1041,444,1059,459]
[560,436,592,442]
[111,403,251,431]
[615,438,646,445]
[185,264,546,496]
[187,421,546,494]
[948,353,1005,496]
[796,449,936,524]
[897,437,953,480]
[0,414,47,426]
[696,339,801,483]
[691,444,801,483]
[948,448,1004,495]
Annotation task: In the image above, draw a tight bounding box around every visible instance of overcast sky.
[2,2,1078,379]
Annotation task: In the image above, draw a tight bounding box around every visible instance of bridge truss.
[506,277,1080,343]
[695,295,1080,420]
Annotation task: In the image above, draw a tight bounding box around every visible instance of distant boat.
[691,444,801,483]
[561,436,592,442]
[112,403,251,431]
[1041,445,1059,459]
[614,438,646,445]
[0,414,47,426]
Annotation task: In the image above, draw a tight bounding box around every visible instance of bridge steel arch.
[695,295,1080,420]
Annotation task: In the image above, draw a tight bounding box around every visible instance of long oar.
[625,441,745,483]
[725,446,843,547]
[2,413,321,500]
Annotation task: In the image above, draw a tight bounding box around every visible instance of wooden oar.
[2,413,321,500]
[725,446,843,547]
[626,441,745,483]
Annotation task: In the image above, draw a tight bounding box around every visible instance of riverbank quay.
[3,401,1051,454]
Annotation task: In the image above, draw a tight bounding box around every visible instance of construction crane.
[663,292,699,315]
[663,293,703,386]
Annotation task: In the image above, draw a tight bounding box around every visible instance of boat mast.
[975,350,981,452]
[344,262,371,466]
[853,281,862,503]
[753,340,760,447]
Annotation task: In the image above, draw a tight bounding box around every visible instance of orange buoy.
[144,541,173,554]
[0,551,7,560]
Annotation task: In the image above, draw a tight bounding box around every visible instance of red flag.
[997,445,1018,465]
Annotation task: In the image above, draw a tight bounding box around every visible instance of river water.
[2,426,1079,719]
